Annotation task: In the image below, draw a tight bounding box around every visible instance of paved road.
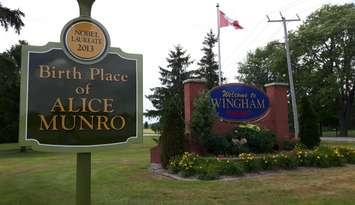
[321,137,355,142]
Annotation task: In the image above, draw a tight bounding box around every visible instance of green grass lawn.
[1,138,355,205]
[322,129,355,137]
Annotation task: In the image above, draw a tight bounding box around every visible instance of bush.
[218,159,244,176]
[336,147,355,164]
[238,153,262,172]
[167,146,355,180]
[261,153,298,170]
[234,125,277,153]
[159,99,185,168]
[282,139,298,151]
[190,92,217,151]
[310,146,345,167]
[196,160,221,180]
[299,97,320,149]
[202,135,230,155]
[168,152,199,177]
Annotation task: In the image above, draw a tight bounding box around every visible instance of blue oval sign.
[209,83,270,122]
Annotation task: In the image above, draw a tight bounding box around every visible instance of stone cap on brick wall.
[183,78,207,84]
[264,82,288,87]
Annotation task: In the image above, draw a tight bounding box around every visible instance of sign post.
[77,153,91,205]
[18,1,143,204]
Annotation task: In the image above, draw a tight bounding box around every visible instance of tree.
[0,41,27,143]
[190,91,216,147]
[299,97,320,149]
[0,2,25,34]
[146,45,193,167]
[146,45,193,122]
[144,121,149,129]
[150,122,161,134]
[237,41,288,89]
[159,98,185,168]
[197,30,219,89]
[291,4,355,136]
[237,4,355,136]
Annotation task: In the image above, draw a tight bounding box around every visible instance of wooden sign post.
[19,1,143,204]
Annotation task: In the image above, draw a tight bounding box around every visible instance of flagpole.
[216,3,222,86]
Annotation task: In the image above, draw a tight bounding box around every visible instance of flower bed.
[167,146,355,180]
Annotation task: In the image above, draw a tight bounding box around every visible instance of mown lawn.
[0,138,355,205]
[322,129,355,137]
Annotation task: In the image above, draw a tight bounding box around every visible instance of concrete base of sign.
[150,80,293,163]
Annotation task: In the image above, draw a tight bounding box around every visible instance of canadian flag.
[219,10,243,29]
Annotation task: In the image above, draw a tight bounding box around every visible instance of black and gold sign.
[19,17,142,151]
[26,48,136,146]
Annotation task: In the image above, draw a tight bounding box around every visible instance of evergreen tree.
[144,121,149,129]
[299,97,320,149]
[0,2,25,34]
[159,98,185,168]
[0,41,27,143]
[146,45,193,167]
[190,91,217,150]
[197,30,219,89]
[146,45,193,121]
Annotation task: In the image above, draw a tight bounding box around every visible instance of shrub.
[234,125,277,153]
[238,153,262,172]
[336,147,355,164]
[196,160,221,180]
[299,97,320,149]
[190,91,217,151]
[261,153,298,170]
[168,152,200,176]
[295,149,313,167]
[218,159,244,176]
[167,146,355,180]
[282,139,298,151]
[275,153,298,169]
[203,135,230,155]
[310,146,345,167]
[160,99,185,168]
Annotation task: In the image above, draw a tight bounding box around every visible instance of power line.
[267,12,301,139]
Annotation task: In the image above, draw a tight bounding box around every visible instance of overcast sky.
[1,0,353,121]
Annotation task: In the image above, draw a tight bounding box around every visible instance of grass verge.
[0,138,355,205]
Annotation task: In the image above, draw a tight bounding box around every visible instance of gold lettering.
[110,115,126,130]
[68,97,81,112]
[89,67,100,80]
[103,98,114,113]
[60,115,76,131]
[39,65,51,78]
[97,115,109,130]
[72,67,82,79]
[38,114,58,130]
[105,73,113,81]
[87,98,101,112]
[50,98,65,112]
[121,74,128,81]
[79,115,94,130]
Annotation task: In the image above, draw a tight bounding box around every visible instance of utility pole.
[267,12,301,139]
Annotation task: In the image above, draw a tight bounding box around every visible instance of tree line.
[237,4,355,136]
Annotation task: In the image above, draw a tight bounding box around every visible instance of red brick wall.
[150,80,291,163]
[183,81,291,146]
